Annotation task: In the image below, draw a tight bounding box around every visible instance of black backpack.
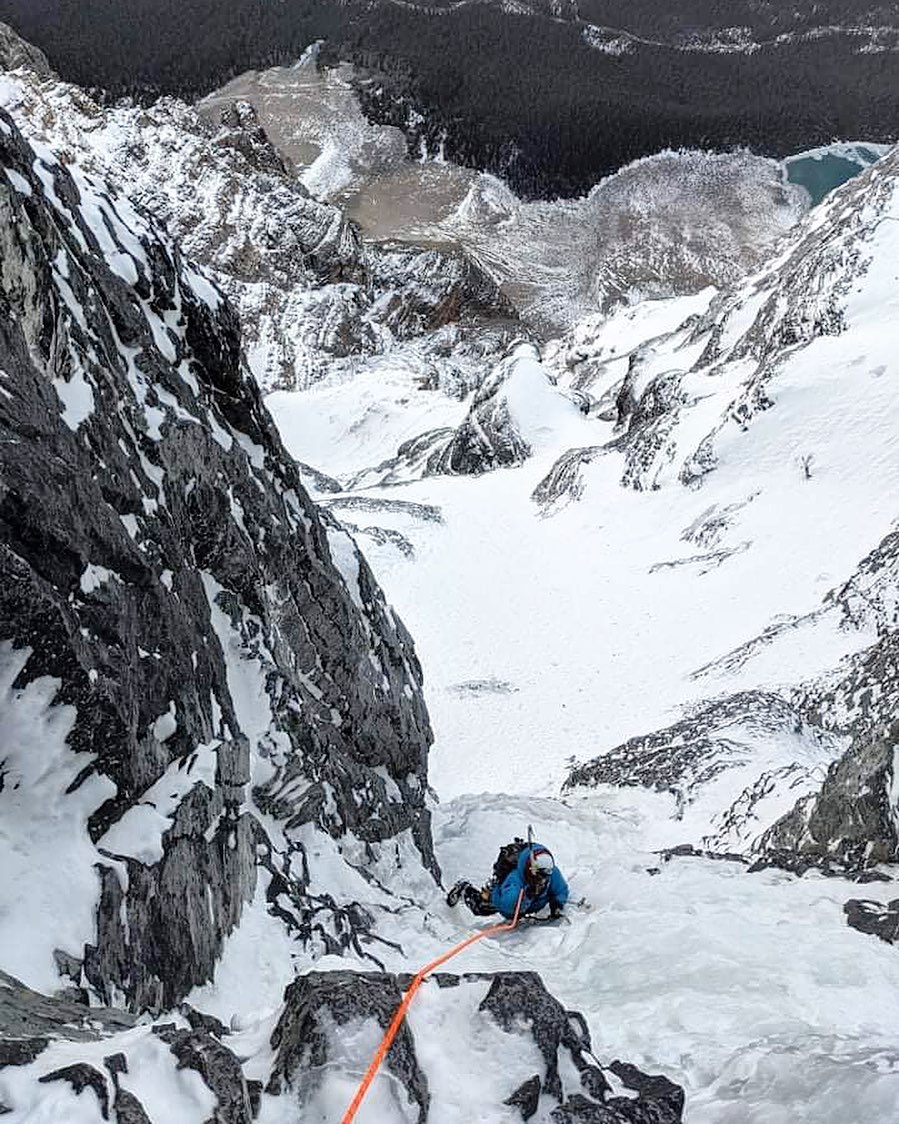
[491,838,528,887]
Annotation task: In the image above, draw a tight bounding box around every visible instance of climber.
[446,838,569,920]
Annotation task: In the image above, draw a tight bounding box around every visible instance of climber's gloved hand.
[550,903,564,920]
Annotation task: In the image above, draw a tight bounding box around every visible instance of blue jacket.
[491,843,569,919]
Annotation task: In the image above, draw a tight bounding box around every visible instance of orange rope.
[341,888,525,1123]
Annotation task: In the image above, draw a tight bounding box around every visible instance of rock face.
[844,899,899,944]
[0,21,51,76]
[153,1024,255,1124]
[0,969,250,1122]
[753,529,899,872]
[0,108,435,1010]
[547,147,899,495]
[564,692,843,854]
[0,969,134,1045]
[552,149,899,885]
[759,720,899,871]
[267,971,430,1119]
[265,970,685,1123]
[565,691,799,797]
[349,343,586,487]
[368,239,517,336]
[0,966,685,1122]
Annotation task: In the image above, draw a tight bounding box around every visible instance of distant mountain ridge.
[0,53,517,393]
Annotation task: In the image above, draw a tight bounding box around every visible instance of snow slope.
[259,146,899,1119]
[271,148,899,804]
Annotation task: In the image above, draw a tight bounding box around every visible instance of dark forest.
[2,0,897,197]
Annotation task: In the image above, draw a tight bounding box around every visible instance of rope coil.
[342,888,525,1122]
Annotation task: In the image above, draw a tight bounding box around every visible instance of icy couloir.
[0,105,688,1123]
[274,136,899,885]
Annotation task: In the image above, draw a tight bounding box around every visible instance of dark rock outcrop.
[563,689,848,857]
[264,969,684,1122]
[0,969,252,1121]
[267,971,429,1121]
[480,971,585,1100]
[532,446,605,514]
[566,693,821,800]
[605,1060,685,1119]
[0,970,134,1044]
[155,1024,253,1124]
[213,100,292,179]
[0,108,435,1011]
[759,720,898,871]
[752,524,899,875]
[179,1003,231,1039]
[505,1074,542,1120]
[0,1038,48,1067]
[552,1087,682,1123]
[38,1063,110,1119]
[421,346,539,476]
[349,342,582,487]
[844,898,899,944]
[112,1088,154,1124]
[0,21,52,76]
[368,239,517,337]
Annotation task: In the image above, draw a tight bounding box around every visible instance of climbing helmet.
[528,848,554,891]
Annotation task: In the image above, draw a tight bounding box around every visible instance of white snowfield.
[260,148,899,1120]
[273,152,899,805]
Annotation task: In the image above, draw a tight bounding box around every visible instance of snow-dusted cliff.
[0,102,440,1009]
[548,146,899,871]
